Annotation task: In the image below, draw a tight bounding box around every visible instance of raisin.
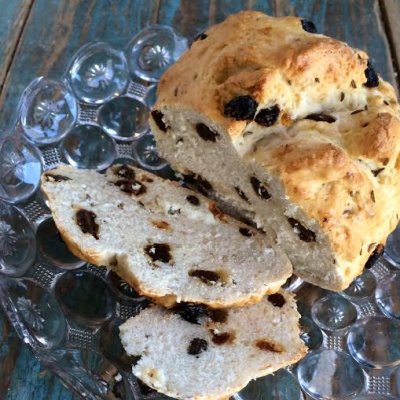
[305,113,336,123]
[144,243,172,264]
[189,269,220,284]
[194,32,207,42]
[76,209,99,240]
[137,379,157,395]
[212,331,234,345]
[287,217,316,242]
[239,227,253,237]
[351,109,364,115]
[224,95,258,120]
[254,104,280,127]
[187,338,208,356]
[250,177,271,200]
[114,165,135,180]
[184,173,213,196]
[340,92,345,102]
[173,303,208,324]
[44,174,71,182]
[151,110,169,132]
[364,61,379,88]
[114,180,146,196]
[372,168,385,177]
[351,80,357,89]
[365,244,384,269]
[301,19,317,33]
[186,195,200,206]
[195,123,219,142]
[268,293,286,308]
[207,309,228,323]
[234,186,249,203]
[255,339,283,353]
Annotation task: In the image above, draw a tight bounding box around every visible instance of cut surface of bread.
[41,164,291,308]
[150,11,400,291]
[120,291,306,400]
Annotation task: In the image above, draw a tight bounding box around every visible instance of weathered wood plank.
[0,314,21,400]
[0,311,78,400]
[0,0,160,131]
[0,0,34,93]
[274,0,396,87]
[4,337,77,400]
[381,0,400,87]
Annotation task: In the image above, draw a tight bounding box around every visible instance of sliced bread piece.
[150,11,400,291]
[41,164,291,308]
[119,290,307,400]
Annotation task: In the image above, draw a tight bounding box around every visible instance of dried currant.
[234,186,249,203]
[287,217,316,242]
[211,331,234,345]
[114,165,135,180]
[239,227,253,237]
[186,195,200,206]
[195,123,219,142]
[224,95,258,120]
[173,303,208,324]
[144,243,172,264]
[372,168,385,177]
[194,32,207,42]
[305,113,336,123]
[267,293,286,308]
[187,338,208,356]
[301,19,317,33]
[250,177,271,200]
[254,104,280,127]
[114,180,146,196]
[189,270,220,284]
[364,61,379,88]
[151,110,169,132]
[76,209,99,240]
[207,308,228,323]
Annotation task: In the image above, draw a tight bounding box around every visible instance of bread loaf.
[150,10,400,291]
[119,290,306,400]
[41,164,291,308]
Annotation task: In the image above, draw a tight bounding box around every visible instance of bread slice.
[119,290,306,400]
[41,164,291,308]
[150,10,400,291]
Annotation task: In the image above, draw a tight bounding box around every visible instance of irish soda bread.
[120,291,306,400]
[41,164,291,308]
[150,11,400,291]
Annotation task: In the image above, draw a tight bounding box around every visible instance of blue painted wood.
[0,0,33,90]
[0,0,160,132]
[0,1,397,399]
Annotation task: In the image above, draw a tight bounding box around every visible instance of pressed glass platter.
[1,23,400,400]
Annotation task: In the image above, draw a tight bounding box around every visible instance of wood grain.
[0,0,34,93]
[0,0,160,131]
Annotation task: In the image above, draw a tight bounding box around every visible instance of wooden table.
[0,0,399,398]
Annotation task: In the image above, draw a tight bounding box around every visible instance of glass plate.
[1,23,400,400]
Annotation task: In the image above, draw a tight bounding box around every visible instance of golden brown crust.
[154,11,400,289]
